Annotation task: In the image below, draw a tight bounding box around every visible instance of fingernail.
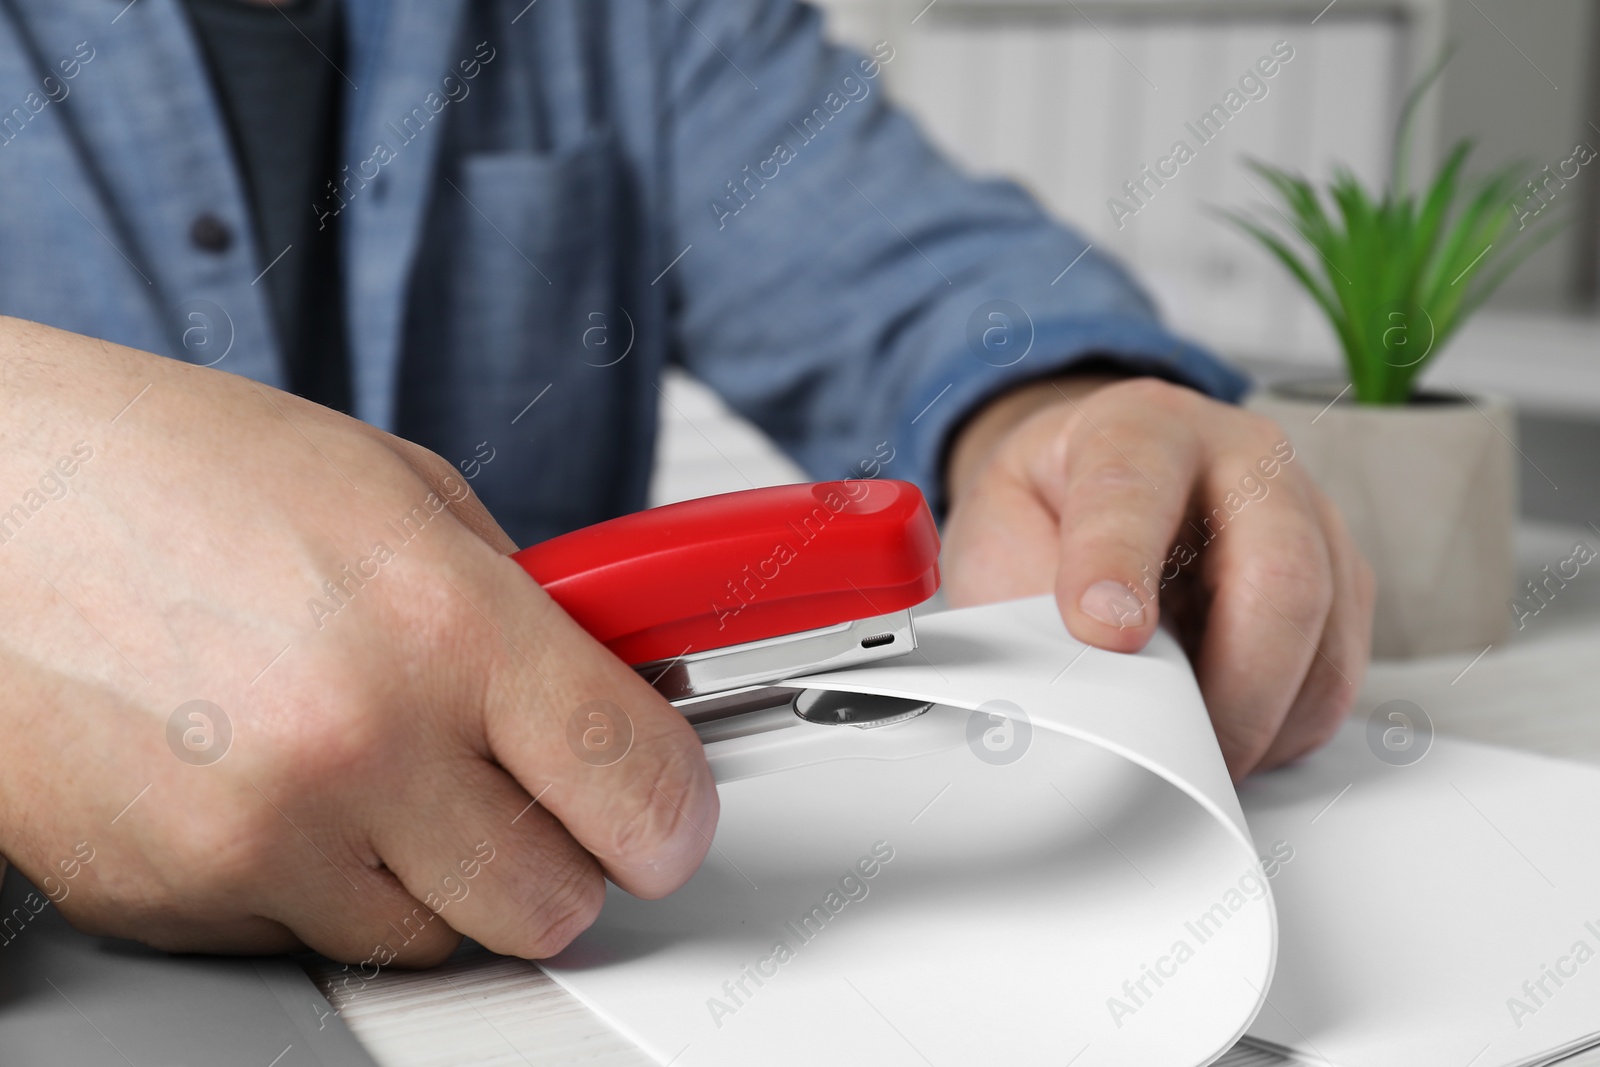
[666,770,719,868]
[1079,580,1146,629]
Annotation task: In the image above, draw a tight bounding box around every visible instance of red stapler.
[511,480,942,727]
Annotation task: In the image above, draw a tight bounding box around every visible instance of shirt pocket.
[399,130,636,543]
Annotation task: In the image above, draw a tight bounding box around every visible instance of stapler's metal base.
[679,686,933,737]
[635,610,916,703]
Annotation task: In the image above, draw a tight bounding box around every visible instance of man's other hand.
[942,375,1375,780]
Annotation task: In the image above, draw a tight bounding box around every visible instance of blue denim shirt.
[0,0,1247,546]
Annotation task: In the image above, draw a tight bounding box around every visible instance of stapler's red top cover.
[511,480,941,665]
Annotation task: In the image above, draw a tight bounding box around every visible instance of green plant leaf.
[1214,208,1342,321]
[1214,201,1375,397]
[1421,163,1523,324]
[1413,141,1471,264]
[1448,215,1567,342]
[1217,46,1548,404]
[1392,43,1457,194]
[1242,159,1339,251]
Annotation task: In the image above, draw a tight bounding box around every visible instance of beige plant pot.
[1248,381,1517,660]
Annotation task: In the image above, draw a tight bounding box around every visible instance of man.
[0,0,1372,967]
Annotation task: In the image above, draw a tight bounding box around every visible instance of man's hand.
[942,374,1374,780]
[0,318,716,962]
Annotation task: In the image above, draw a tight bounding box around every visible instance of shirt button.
[189,213,233,253]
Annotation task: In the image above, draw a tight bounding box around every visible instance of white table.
[307,376,1600,1066]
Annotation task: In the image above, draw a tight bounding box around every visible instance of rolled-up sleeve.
[658,0,1250,509]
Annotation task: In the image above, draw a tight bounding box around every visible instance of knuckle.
[268,685,390,785]
[423,452,471,499]
[1107,376,1190,412]
[390,922,462,968]
[524,861,604,958]
[1281,689,1358,768]
[1303,669,1360,742]
[407,442,456,480]
[1242,409,1288,445]
[1242,541,1334,628]
[380,898,462,961]
[1071,455,1152,494]
[1309,489,1378,612]
[165,798,283,895]
[598,742,705,863]
[392,440,473,507]
[374,569,492,672]
[1062,442,1162,500]
[1215,713,1278,775]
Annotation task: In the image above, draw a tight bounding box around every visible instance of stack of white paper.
[541,597,1600,1067]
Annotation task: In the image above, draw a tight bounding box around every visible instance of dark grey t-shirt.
[182,0,351,412]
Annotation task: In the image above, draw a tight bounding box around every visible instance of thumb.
[382,434,520,554]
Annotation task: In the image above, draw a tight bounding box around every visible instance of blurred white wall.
[804,0,1598,370]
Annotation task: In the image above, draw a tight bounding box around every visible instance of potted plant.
[1221,60,1557,658]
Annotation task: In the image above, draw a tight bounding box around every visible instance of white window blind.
[812,0,1412,366]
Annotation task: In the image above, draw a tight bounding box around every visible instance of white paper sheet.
[543,597,1275,1066]
[1240,725,1600,1067]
